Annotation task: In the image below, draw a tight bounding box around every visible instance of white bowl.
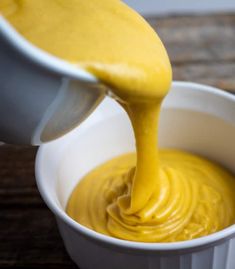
[35,81,235,269]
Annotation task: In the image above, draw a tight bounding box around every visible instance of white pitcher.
[0,17,105,145]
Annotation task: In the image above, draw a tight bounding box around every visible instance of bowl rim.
[35,81,235,251]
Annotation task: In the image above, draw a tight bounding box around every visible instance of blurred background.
[124,0,235,16]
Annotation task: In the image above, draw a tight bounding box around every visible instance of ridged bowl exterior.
[57,219,235,269]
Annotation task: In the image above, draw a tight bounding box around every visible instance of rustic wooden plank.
[0,145,76,268]
[0,145,37,187]
[148,14,235,68]
[0,145,44,208]
[0,208,77,268]
[148,14,235,92]
[173,62,235,92]
[154,12,235,91]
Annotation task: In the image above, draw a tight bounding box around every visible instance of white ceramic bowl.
[36,81,235,269]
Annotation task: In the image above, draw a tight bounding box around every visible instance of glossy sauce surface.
[1,0,235,242]
[67,151,235,242]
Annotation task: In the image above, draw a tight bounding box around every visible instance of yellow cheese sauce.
[1,0,235,242]
[67,151,235,242]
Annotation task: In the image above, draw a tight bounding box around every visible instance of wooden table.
[1,13,235,268]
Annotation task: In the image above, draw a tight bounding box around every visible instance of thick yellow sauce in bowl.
[1,0,235,244]
[67,150,235,242]
[34,82,235,269]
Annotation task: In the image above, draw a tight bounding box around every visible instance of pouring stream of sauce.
[1,0,235,242]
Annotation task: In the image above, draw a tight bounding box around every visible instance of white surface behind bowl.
[36,82,235,269]
[123,0,235,16]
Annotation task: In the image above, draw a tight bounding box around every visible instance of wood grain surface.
[0,13,235,268]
